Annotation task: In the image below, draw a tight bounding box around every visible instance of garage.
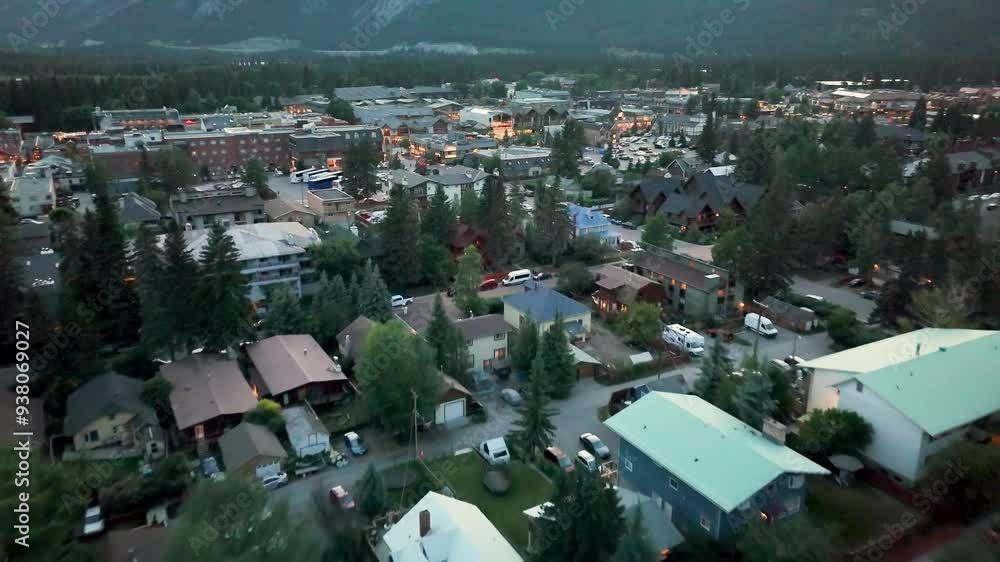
[435,398,466,425]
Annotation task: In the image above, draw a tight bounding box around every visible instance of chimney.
[915,342,921,357]
[419,509,431,537]
[303,348,308,357]
[761,418,787,445]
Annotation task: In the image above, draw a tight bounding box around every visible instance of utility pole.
[751,299,769,359]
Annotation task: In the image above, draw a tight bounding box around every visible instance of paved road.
[791,275,876,321]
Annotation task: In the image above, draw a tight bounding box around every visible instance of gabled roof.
[160,353,258,430]
[567,204,611,230]
[246,335,346,396]
[337,316,377,357]
[383,491,523,562]
[218,422,287,471]
[834,332,1000,436]
[606,393,828,512]
[631,251,727,291]
[760,296,816,324]
[454,314,511,341]
[503,283,589,323]
[64,373,159,436]
[118,192,161,224]
[799,328,995,373]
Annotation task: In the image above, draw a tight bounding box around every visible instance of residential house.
[394,295,463,335]
[376,490,523,562]
[503,282,591,338]
[946,150,997,191]
[264,197,318,226]
[606,393,829,542]
[245,334,348,406]
[7,174,54,217]
[463,147,551,178]
[282,403,332,457]
[170,222,321,304]
[831,331,1000,485]
[630,171,764,231]
[160,353,259,440]
[328,224,385,263]
[592,264,667,317]
[798,328,995,413]
[423,165,489,204]
[218,422,288,478]
[755,296,817,332]
[169,181,266,230]
[63,373,164,459]
[664,158,704,180]
[118,192,162,227]
[454,314,512,374]
[567,204,619,246]
[305,188,355,225]
[101,526,169,562]
[436,373,476,426]
[630,249,740,320]
[337,316,377,360]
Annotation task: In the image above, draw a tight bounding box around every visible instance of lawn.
[807,476,920,547]
[317,398,371,434]
[422,452,554,548]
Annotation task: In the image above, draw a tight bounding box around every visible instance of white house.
[377,490,523,562]
[7,175,54,217]
[454,314,512,374]
[798,328,995,412]
[831,331,1000,485]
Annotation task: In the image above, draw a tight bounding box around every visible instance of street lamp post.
[792,335,802,359]
[751,299,769,359]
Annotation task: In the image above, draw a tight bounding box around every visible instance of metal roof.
[799,328,995,373]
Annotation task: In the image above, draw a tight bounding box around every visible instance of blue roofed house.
[567,204,619,246]
[605,393,829,542]
[502,282,591,339]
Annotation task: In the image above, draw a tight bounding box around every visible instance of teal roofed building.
[605,392,828,542]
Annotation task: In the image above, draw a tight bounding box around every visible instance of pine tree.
[426,295,456,368]
[480,173,517,266]
[160,222,200,357]
[132,225,170,355]
[198,224,252,351]
[263,284,307,335]
[512,355,558,461]
[641,213,673,250]
[696,109,718,163]
[730,371,777,429]
[423,187,457,246]
[0,217,24,350]
[355,463,387,520]
[342,140,380,198]
[854,114,877,148]
[909,96,928,130]
[381,184,422,287]
[311,273,352,348]
[458,188,480,226]
[538,315,577,399]
[614,510,656,562]
[241,158,275,199]
[511,317,540,374]
[88,166,139,344]
[531,468,625,562]
[694,341,732,403]
[532,179,572,265]
[356,260,391,322]
[453,246,483,316]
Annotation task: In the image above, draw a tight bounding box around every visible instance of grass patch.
[317,398,371,434]
[422,453,553,548]
[806,476,919,547]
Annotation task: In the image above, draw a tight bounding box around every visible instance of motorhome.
[662,324,705,356]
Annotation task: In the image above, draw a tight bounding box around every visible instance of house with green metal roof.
[605,392,828,542]
[832,331,1000,485]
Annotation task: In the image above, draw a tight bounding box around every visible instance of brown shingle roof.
[160,353,258,430]
[218,422,287,472]
[246,334,346,396]
[337,316,377,358]
[631,252,727,292]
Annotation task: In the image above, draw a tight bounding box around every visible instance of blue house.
[605,393,829,542]
[567,204,619,246]
[502,282,591,338]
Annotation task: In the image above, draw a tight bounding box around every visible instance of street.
[792,274,876,322]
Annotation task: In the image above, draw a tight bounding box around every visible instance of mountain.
[2,0,998,55]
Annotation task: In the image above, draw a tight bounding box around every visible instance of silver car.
[260,472,288,491]
[500,388,523,405]
[579,433,612,460]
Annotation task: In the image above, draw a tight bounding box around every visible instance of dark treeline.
[1,50,998,131]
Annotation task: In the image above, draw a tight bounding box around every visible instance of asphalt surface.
[791,275,877,322]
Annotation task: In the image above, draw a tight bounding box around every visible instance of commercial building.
[169,181,266,230]
[408,132,497,164]
[289,125,383,170]
[92,106,183,132]
[164,127,295,176]
[7,174,54,217]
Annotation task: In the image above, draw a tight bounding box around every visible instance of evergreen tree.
[425,294,457,369]
[388,153,403,169]
[730,371,777,429]
[263,284,307,335]
[311,273,352,348]
[641,213,672,250]
[454,246,483,316]
[156,147,198,190]
[419,236,455,289]
[853,114,877,148]
[511,317,540,374]
[0,216,24,350]
[458,187,480,226]
[480,173,517,265]
[424,295,469,385]
[539,315,577,399]
[132,225,170,355]
[531,469,625,562]
[356,260,392,322]
[342,140,380,198]
[512,355,558,461]
[694,342,732,403]
[381,184,422,287]
[198,224,252,351]
[356,464,388,520]
[924,148,954,200]
[161,222,200,357]
[909,96,928,130]
[614,510,656,562]
[696,108,718,163]
[241,158,276,199]
[326,97,356,123]
[423,187,458,246]
[532,179,572,264]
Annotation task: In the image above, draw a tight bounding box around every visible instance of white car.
[83,506,105,536]
[391,295,414,307]
[260,472,289,491]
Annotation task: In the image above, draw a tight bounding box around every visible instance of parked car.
[82,506,105,536]
[479,437,511,465]
[576,450,598,472]
[579,432,611,459]
[391,295,414,307]
[502,269,533,286]
[500,388,523,405]
[329,485,356,510]
[768,359,792,372]
[621,221,637,230]
[260,472,289,491]
[860,289,881,300]
[479,278,499,291]
[344,431,368,456]
[533,271,552,281]
[543,446,575,473]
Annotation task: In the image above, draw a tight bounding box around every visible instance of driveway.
[792,275,876,321]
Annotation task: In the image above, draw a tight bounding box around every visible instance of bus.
[290,167,318,183]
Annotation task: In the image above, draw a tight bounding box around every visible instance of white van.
[745,313,778,338]
[662,324,706,356]
[479,437,511,465]
[502,269,532,286]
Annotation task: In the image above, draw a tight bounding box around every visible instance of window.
[623,457,633,472]
[785,495,802,515]
[494,332,505,340]
[788,474,805,489]
[856,380,863,393]
[85,430,98,442]
[494,348,507,360]
[699,515,712,531]
[669,478,679,491]
[483,359,492,371]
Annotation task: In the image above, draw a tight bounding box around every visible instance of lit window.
[494,348,507,360]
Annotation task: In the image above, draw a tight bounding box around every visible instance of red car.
[544,447,575,473]
[329,486,355,510]
[479,279,499,291]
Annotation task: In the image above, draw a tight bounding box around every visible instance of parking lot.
[791,274,877,321]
